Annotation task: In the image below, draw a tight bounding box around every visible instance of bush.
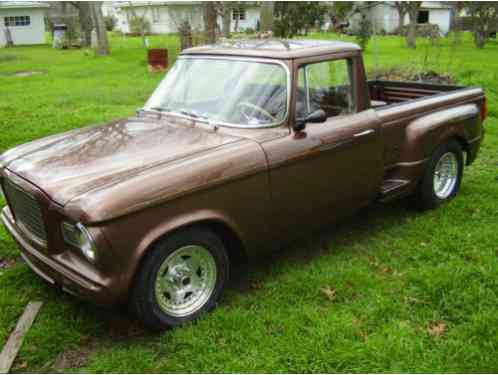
[130,16,150,35]
[104,16,116,31]
[244,27,255,34]
[399,23,440,38]
[355,15,372,51]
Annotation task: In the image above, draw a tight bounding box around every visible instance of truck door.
[262,57,383,237]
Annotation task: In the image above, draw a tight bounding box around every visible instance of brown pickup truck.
[0,40,486,330]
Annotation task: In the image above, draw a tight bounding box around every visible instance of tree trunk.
[73,2,93,46]
[4,27,13,47]
[202,2,217,44]
[179,20,193,50]
[397,10,406,33]
[394,2,407,34]
[474,31,486,48]
[90,2,110,55]
[406,2,420,48]
[222,3,231,38]
[260,1,274,32]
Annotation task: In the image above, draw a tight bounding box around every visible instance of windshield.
[144,57,288,128]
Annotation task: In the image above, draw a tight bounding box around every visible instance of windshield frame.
[143,55,291,129]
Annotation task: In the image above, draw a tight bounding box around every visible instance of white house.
[112,1,261,34]
[351,2,453,35]
[0,1,48,47]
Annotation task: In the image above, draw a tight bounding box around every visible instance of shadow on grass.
[47,198,421,371]
[230,199,418,293]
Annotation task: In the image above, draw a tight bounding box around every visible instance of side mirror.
[293,109,327,132]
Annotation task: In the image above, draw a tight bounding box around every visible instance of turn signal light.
[480,98,488,122]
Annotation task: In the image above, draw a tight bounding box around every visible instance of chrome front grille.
[3,179,47,244]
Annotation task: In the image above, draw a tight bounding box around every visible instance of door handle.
[353,129,375,138]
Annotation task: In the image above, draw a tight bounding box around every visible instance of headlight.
[61,222,97,262]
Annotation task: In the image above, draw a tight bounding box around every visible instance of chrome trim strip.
[394,159,429,167]
[2,178,47,247]
[353,129,375,138]
[20,253,55,284]
[1,207,102,292]
[468,135,481,144]
[142,55,291,129]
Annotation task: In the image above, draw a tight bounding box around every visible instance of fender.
[102,207,247,302]
[401,104,479,163]
[134,208,245,265]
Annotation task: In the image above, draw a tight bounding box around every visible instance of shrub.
[130,16,150,35]
[355,14,372,51]
[104,16,116,31]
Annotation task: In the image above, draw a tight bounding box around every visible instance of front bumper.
[1,206,116,306]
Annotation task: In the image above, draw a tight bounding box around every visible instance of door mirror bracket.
[293,109,327,132]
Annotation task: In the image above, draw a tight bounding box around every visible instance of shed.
[350,1,453,36]
[0,2,48,47]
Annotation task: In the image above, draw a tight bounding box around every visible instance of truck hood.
[0,116,244,205]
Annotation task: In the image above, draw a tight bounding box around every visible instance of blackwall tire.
[131,227,229,330]
[416,139,463,210]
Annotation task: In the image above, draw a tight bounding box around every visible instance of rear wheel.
[131,227,229,330]
[416,140,463,210]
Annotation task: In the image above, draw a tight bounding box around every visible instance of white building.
[351,2,453,35]
[112,1,261,34]
[0,1,48,47]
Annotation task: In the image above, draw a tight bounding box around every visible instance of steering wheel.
[238,101,277,123]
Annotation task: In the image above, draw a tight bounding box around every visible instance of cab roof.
[181,39,360,60]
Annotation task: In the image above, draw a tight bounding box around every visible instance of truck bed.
[368,80,465,107]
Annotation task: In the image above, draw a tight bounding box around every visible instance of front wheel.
[416,139,464,210]
[131,227,229,330]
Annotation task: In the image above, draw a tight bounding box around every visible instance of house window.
[417,10,429,24]
[232,7,246,21]
[152,7,160,23]
[4,16,31,27]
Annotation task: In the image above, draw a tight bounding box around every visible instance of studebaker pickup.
[0,40,486,330]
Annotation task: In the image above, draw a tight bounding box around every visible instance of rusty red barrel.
[147,48,168,72]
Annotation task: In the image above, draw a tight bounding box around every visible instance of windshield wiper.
[144,107,212,123]
[177,109,209,121]
[148,106,171,113]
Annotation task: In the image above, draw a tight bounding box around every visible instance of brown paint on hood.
[1,116,243,205]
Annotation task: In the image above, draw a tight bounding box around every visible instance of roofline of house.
[382,1,453,10]
[0,3,49,9]
[115,1,202,8]
[114,1,258,8]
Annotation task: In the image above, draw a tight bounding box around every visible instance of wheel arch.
[402,104,478,163]
[451,135,470,165]
[129,212,248,293]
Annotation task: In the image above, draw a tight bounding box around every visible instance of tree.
[406,1,421,48]
[394,1,409,33]
[71,2,93,46]
[178,20,193,50]
[273,2,327,38]
[126,2,151,48]
[355,13,372,51]
[260,1,274,32]
[4,26,13,47]
[89,1,109,55]
[221,2,232,38]
[465,2,498,48]
[326,1,354,31]
[202,2,218,44]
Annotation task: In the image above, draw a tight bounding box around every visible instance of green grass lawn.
[0,32,497,373]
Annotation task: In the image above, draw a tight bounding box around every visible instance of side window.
[296,59,354,119]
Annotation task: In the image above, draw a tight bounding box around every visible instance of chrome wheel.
[155,245,217,317]
[433,152,458,199]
